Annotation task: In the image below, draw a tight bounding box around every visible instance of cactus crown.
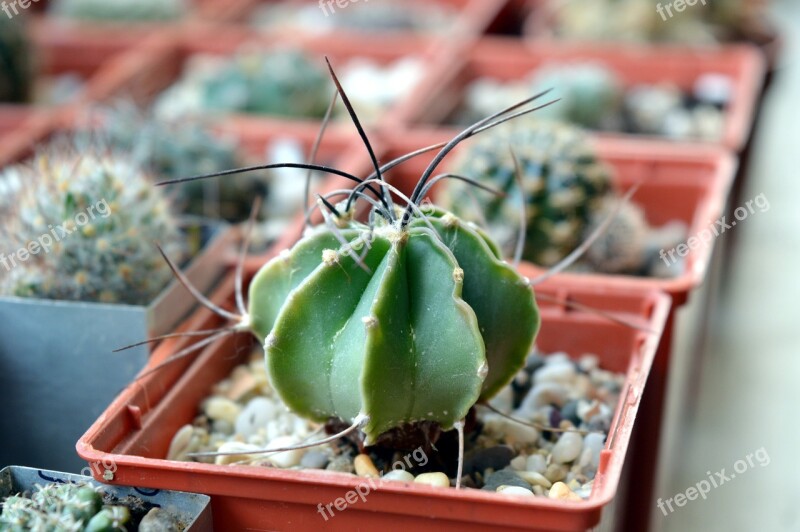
[443,120,614,267]
[0,142,184,305]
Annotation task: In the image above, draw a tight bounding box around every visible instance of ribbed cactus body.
[246,209,539,443]
[444,121,614,267]
[0,147,183,305]
[0,18,33,104]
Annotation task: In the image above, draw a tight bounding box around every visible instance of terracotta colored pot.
[403,37,765,153]
[77,266,671,531]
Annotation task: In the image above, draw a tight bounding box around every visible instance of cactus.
[0,17,34,104]
[155,48,332,120]
[0,482,106,530]
[528,63,623,129]
[583,196,648,274]
[78,103,266,221]
[442,120,614,267]
[50,0,186,22]
[550,0,759,44]
[0,144,184,305]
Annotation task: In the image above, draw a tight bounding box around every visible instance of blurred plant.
[155,48,332,120]
[50,0,186,21]
[77,103,268,222]
[0,17,34,104]
[0,143,184,305]
[545,0,767,44]
[443,120,615,267]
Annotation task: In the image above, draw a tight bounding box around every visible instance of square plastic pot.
[76,268,670,531]
[403,37,765,152]
[0,225,235,473]
[0,466,213,530]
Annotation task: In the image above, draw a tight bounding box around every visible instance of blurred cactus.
[78,103,267,222]
[528,63,623,129]
[0,144,184,305]
[0,482,107,530]
[584,196,649,274]
[443,120,614,267]
[51,0,186,21]
[549,0,763,44]
[0,17,34,104]
[155,48,332,120]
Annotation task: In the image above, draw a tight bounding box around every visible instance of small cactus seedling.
[0,17,34,104]
[442,120,615,267]
[0,142,184,305]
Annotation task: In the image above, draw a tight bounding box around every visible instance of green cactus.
[78,103,266,221]
[155,48,332,120]
[0,145,184,305]
[0,17,34,104]
[551,0,758,44]
[51,0,186,22]
[442,120,614,267]
[528,63,623,129]
[0,482,104,531]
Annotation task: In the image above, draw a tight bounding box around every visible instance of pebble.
[414,472,450,488]
[545,464,568,483]
[204,397,241,425]
[510,455,527,471]
[548,481,582,502]
[496,485,534,496]
[214,442,263,466]
[551,432,583,464]
[463,446,514,475]
[517,471,552,488]
[225,365,258,401]
[167,424,194,461]
[533,362,576,385]
[382,470,415,482]
[582,433,605,470]
[300,450,330,470]
[482,415,539,445]
[482,470,532,491]
[139,508,181,532]
[526,454,546,474]
[263,436,305,468]
[517,382,568,412]
[354,454,380,478]
[326,454,355,474]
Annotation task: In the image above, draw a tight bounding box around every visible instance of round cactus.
[442,120,614,267]
[0,144,184,304]
[155,48,332,120]
[245,205,539,443]
[584,196,649,273]
[0,482,105,530]
[0,17,34,104]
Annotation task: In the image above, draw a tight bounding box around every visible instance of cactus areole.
[245,202,539,444]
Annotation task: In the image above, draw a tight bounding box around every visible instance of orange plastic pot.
[403,37,766,153]
[77,267,670,531]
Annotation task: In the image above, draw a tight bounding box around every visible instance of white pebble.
[526,454,546,474]
[517,471,552,488]
[510,455,527,471]
[534,362,576,385]
[264,435,305,468]
[235,397,278,439]
[214,442,263,466]
[414,472,450,487]
[496,485,534,496]
[382,470,415,482]
[583,433,606,469]
[204,397,241,425]
[551,432,583,464]
[517,382,568,413]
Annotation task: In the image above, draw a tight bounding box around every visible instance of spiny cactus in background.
[583,196,648,274]
[0,17,34,104]
[528,63,623,129]
[443,120,614,267]
[78,103,266,222]
[549,0,762,44]
[0,145,184,305]
[0,482,129,531]
[155,48,332,120]
[51,0,186,21]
